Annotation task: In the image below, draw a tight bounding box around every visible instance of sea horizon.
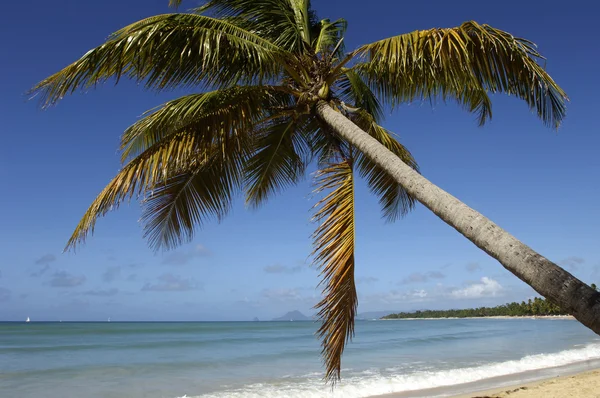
[2,318,599,398]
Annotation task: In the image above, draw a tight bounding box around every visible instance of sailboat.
[107,317,111,322]
[25,317,30,323]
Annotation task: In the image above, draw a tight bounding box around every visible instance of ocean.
[1,319,599,397]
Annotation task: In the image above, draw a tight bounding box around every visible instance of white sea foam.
[188,342,600,398]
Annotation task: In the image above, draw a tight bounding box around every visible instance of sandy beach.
[369,364,600,398]
[453,369,600,397]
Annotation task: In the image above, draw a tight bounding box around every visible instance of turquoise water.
[1,319,599,397]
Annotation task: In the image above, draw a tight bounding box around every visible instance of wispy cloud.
[465,262,482,273]
[261,288,302,300]
[49,271,86,288]
[30,264,52,277]
[450,277,503,299]
[83,288,119,297]
[357,276,379,284]
[400,271,445,284]
[35,254,56,265]
[102,266,121,283]
[31,253,57,277]
[364,275,506,307]
[0,287,10,302]
[559,256,585,271]
[263,264,303,274]
[364,289,430,305]
[161,245,211,266]
[141,274,200,292]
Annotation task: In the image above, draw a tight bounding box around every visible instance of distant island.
[382,297,569,319]
[272,310,311,321]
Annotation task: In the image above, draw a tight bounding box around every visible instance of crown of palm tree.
[32,0,567,383]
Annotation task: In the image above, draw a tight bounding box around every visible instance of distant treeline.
[383,297,568,319]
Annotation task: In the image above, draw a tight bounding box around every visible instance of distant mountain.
[252,317,260,322]
[272,310,310,321]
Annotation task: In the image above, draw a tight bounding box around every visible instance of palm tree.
[32,0,599,382]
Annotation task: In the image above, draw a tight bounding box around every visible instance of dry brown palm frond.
[312,158,357,383]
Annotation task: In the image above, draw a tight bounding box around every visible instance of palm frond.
[31,13,284,106]
[244,114,312,208]
[66,114,251,251]
[312,158,357,383]
[312,18,347,56]
[354,21,568,128]
[66,131,200,251]
[350,110,418,222]
[141,147,245,250]
[121,86,293,162]
[338,69,383,122]
[197,0,315,52]
[289,0,313,45]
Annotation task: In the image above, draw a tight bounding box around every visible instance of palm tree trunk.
[316,101,600,334]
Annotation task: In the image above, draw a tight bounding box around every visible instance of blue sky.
[0,0,598,321]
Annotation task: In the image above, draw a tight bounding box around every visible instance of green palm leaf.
[141,148,245,250]
[312,158,357,383]
[245,114,313,208]
[31,13,285,106]
[121,86,294,162]
[354,21,567,127]
[67,108,253,251]
[312,18,347,56]
[338,70,383,123]
[66,130,201,251]
[198,0,317,52]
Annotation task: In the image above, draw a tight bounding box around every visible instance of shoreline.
[380,315,575,321]
[368,359,600,398]
[452,368,600,398]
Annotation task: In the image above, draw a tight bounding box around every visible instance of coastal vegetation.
[383,297,569,319]
[385,285,599,319]
[32,0,599,383]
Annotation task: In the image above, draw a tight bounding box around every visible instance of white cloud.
[400,271,445,284]
[264,264,303,274]
[35,254,56,265]
[161,244,211,266]
[49,271,86,288]
[357,276,379,284]
[0,287,10,302]
[261,288,302,300]
[30,264,51,277]
[141,274,200,292]
[83,288,119,297]
[559,256,585,271]
[465,262,482,272]
[364,289,430,305]
[102,266,121,282]
[450,277,503,299]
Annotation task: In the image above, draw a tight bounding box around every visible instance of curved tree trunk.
[316,101,600,334]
